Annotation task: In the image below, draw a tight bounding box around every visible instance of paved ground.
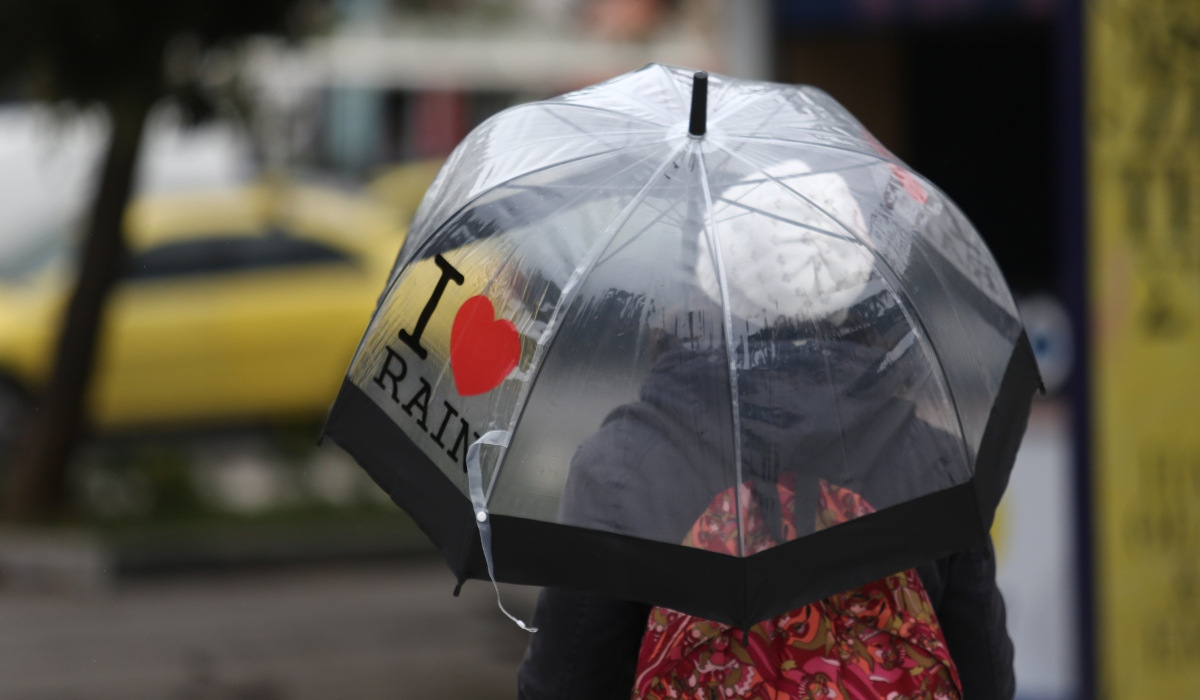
[0,560,540,700]
[0,402,1075,700]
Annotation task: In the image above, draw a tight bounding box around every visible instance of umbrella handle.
[467,430,538,633]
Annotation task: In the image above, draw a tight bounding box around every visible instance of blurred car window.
[125,232,354,280]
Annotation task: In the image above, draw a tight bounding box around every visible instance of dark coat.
[517,334,1015,700]
[517,545,1014,700]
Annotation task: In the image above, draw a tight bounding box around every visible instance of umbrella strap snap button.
[466,430,537,634]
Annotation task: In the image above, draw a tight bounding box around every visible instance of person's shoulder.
[572,406,682,479]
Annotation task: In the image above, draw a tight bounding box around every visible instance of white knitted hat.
[696,159,875,322]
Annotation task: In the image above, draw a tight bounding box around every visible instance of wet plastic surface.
[347,64,1021,557]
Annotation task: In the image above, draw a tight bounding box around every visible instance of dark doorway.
[776,20,1057,295]
[906,22,1056,295]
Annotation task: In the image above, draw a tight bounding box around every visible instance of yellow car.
[368,158,443,224]
[0,180,407,439]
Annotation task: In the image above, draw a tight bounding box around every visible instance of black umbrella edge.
[323,331,1040,629]
[745,330,1039,623]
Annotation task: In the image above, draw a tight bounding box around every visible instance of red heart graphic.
[450,295,521,396]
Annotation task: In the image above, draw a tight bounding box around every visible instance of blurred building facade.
[247,0,751,177]
[1089,0,1200,697]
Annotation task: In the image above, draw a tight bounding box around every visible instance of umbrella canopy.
[323,64,1041,630]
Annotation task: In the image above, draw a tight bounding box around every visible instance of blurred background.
[0,0,1191,698]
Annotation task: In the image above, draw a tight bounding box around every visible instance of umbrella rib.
[629,64,699,124]
[716,143,974,475]
[656,63,689,109]
[709,87,775,125]
[706,77,738,118]
[374,140,665,306]
[476,144,679,301]
[493,128,665,154]
[539,105,662,151]
[482,143,688,502]
[713,95,876,147]
[715,143,867,240]
[696,145,746,560]
[711,88,860,139]
[722,134,893,164]
[589,68,682,122]
[712,195,859,244]
[537,99,669,127]
[593,198,679,268]
[711,90,790,134]
[364,141,665,380]
[726,158,879,181]
[817,341,858,496]
[710,160,883,239]
[454,146,685,404]
[472,129,665,169]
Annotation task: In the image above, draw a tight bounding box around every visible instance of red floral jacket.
[633,477,963,700]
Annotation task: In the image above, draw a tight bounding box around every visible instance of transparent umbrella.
[323,65,1041,630]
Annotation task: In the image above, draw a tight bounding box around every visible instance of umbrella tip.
[689,71,708,137]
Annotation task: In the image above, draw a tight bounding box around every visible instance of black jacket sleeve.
[916,539,1016,700]
[517,587,652,700]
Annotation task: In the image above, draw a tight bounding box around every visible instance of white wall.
[994,400,1080,700]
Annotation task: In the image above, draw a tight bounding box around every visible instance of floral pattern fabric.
[633,476,962,700]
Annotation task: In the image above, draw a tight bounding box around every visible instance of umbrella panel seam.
[370,139,674,336]
[482,143,690,503]
[696,146,747,561]
[713,141,975,477]
[723,134,894,165]
[515,98,669,127]
[327,326,1040,627]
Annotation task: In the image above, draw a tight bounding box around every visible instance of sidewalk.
[0,559,538,700]
[0,517,434,594]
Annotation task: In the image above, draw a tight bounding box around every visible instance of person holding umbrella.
[323,66,1038,700]
[517,161,1016,699]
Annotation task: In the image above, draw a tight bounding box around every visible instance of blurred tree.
[0,0,321,520]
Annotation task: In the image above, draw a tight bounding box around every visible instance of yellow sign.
[1090,0,1200,695]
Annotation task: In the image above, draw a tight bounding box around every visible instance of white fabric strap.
[466,430,537,633]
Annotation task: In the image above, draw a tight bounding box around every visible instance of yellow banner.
[1089,0,1200,695]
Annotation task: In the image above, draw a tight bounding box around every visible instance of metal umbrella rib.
[323,63,1041,630]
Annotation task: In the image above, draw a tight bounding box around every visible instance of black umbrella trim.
[323,331,1039,629]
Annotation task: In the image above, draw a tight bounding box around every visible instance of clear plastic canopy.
[347,64,1023,558]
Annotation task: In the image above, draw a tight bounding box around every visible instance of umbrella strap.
[466,430,537,633]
